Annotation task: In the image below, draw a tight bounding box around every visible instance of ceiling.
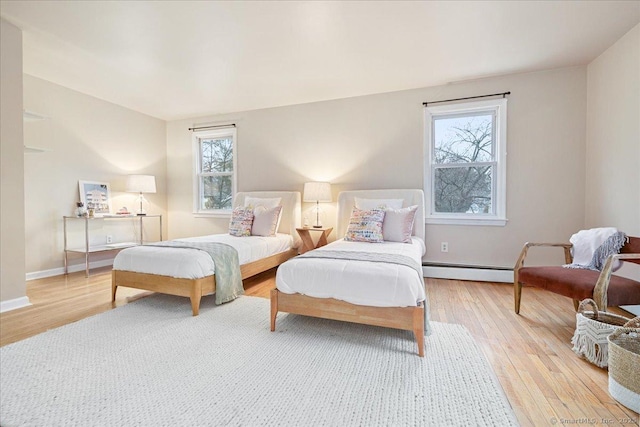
[1,1,638,121]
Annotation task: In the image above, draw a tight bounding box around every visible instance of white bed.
[114,233,294,279]
[112,191,301,315]
[271,189,429,356]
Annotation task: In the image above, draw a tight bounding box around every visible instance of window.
[424,98,507,226]
[193,127,237,215]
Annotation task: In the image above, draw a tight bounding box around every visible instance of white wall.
[166,66,588,268]
[23,76,168,276]
[1,18,27,305]
[586,23,640,315]
[586,23,640,235]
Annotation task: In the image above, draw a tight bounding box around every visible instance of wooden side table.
[296,227,333,254]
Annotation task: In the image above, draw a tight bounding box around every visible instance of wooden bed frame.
[112,191,302,316]
[270,290,425,356]
[270,189,427,357]
[113,248,297,316]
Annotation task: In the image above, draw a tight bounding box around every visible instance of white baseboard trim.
[26,259,114,281]
[423,265,513,283]
[0,296,32,313]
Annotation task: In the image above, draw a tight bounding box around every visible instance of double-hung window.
[193,127,237,215]
[424,98,507,226]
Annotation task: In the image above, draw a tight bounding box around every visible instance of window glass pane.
[434,114,493,164]
[434,166,493,214]
[201,176,233,210]
[201,138,233,173]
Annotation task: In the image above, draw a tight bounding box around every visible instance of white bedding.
[276,237,426,308]
[113,233,294,279]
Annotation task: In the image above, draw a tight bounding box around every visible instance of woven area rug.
[0,295,518,426]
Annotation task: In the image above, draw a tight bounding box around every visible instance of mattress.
[113,233,294,279]
[276,237,426,308]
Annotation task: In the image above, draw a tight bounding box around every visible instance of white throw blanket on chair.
[564,227,626,271]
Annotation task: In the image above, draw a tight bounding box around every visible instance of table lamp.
[303,182,332,228]
[126,174,156,216]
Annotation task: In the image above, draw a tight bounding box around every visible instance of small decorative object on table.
[117,207,131,215]
[607,317,640,412]
[76,202,85,217]
[78,180,112,216]
[571,298,630,368]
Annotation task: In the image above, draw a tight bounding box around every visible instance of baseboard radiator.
[422,262,514,283]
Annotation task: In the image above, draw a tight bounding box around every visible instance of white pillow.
[244,196,283,231]
[354,197,403,210]
[244,196,282,210]
[382,205,418,243]
[251,206,283,237]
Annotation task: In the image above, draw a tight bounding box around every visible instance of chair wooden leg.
[514,281,522,314]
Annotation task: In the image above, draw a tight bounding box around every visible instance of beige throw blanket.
[145,241,244,304]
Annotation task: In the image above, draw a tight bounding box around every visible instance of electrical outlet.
[441,242,448,253]
[106,235,113,244]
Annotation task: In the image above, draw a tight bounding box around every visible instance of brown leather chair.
[514,236,640,313]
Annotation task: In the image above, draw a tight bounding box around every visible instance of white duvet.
[276,238,426,308]
[113,233,294,279]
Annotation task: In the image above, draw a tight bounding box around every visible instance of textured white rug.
[1,295,518,426]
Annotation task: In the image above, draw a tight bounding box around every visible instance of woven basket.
[607,317,640,412]
[571,299,630,368]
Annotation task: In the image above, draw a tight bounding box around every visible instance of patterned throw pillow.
[344,208,385,243]
[229,207,254,237]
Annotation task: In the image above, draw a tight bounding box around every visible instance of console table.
[63,215,162,277]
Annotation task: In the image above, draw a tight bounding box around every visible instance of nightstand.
[296,227,333,254]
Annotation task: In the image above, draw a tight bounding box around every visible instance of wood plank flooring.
[1,268,638,426]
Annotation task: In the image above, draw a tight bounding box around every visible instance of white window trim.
[192,127,237,216]
[424,98,507,226]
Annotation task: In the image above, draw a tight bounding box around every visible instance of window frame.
[192,127,237,217]
[423,98,507,226]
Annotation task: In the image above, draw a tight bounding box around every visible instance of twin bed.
[112,189,428,356]
[272,189,428,357]
[112,191,301,315]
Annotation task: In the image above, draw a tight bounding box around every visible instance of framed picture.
[78,181,112,216]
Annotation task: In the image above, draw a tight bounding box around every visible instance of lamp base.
[136,213,147,216]
[312,225,322,228]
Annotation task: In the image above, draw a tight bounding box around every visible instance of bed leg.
[190,296,201,316]
[414,306,425,357]
[270,289,279,331]
[111,271,118,303]
[190,281,202,316]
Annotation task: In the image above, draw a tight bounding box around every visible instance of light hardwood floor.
[1,268,638,426]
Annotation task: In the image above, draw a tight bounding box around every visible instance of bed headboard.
[234,191,302,245]
[336,189,425,241]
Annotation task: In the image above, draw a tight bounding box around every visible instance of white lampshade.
[303,182,332,202]
[126,175,156,194]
